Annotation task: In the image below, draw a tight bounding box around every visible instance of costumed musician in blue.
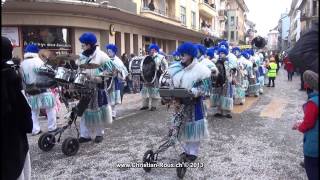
[20,44,58,136]
[105,44,129,119]
[140,43,168,111]
[246,49,260,97]
[167,42,211,161]
[76,32,114,143]
[210,45,235,118]
[231,47,246,105]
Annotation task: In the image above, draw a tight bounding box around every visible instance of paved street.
[28,68,308,179]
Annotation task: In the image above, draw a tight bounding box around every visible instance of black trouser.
[304,156,319,180]
[287,71,294,81]
[268,77,275,87]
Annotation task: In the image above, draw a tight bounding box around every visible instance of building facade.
[277,12,290,52]
[2,0,226,59]
[267,30,279,52]
[288,0,301,47]
[297,0,319,34]
[225,0,249,45]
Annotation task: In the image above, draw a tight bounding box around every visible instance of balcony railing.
[140,6,180,21]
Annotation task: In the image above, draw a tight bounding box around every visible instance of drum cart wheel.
[38,132,56,152]
[142,150,155,172]
[62,137,79,156]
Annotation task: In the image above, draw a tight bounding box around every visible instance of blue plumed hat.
[148,43,159,52]
[247,49,254,56]
[105,44,118,54]
[171,50,180,56]
[195,44,206,55]
[231,47,241,53]
[206,48,215,58]
[177,42,198,58]
[79,32,97,45]
[218,40,229,50]
[217,47,229,55]
[241,51,250,59]
[24,44,39,53]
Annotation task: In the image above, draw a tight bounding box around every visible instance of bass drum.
[129,56,144,76]
[141,55,157,84]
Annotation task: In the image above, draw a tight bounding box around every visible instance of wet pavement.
[28,68,308,179]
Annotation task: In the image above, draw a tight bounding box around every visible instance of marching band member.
[20,44,58,135]
[246,49,260,97]
[105,44,128,119]
[240,50,252,96]
[167,42,211,161]
[140,43,168,111]
[232,47,246,105]
[76,32,113,143]
[195,44,207,62]
[211,47,234,118]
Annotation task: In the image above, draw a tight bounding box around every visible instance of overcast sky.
[245,0,292,37]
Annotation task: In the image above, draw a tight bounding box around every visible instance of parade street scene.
[1,0,319,180]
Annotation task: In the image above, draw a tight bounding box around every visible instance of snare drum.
[37,64,55,78]
[73,72,87,87]
[54,67,73,83]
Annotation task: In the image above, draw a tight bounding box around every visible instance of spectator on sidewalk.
[1,36,33,180]
[292,70,318,180]
[283,56,294,81]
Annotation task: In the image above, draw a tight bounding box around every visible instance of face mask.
[107,49,115,57]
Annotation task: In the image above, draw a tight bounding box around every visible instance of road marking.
[232,96,259,114]
[259,98,287,119]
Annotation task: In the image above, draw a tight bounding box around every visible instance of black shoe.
[78,137,92,143]
[300,161,305,168]
[214,113,223,117]
[254,94,259,97]
[272,85,275,87]
[94,136,103,143]
[267,85,271,87]
[31,130,42,136]
[186,154,198,162]
[140,106,148,110]
[150,107,156,111]
[225,114,232,118]
[239,102,244,105]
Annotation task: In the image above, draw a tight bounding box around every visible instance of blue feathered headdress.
[241,51,250,59]
[24,44,39,53]
[195,44,206,56]
[171,50,180,57]
[231,47,241,54]
[247,49,254,56]
[177,42,197,58]
[218,40,229,50]
[148,43,159,52]
[217,47,229,55]
[206,48,215,59]
[79,32,97,45]
[105,44,118,54]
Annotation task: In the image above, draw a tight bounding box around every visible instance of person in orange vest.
[267,57,278,87]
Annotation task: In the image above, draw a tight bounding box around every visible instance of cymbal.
[79,63,100,69]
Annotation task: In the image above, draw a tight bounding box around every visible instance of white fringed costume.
[140,53,168,108]
[168,60,211,156]
[77,47,113,138]
[20,52,57,134]
[107,55,128,117]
